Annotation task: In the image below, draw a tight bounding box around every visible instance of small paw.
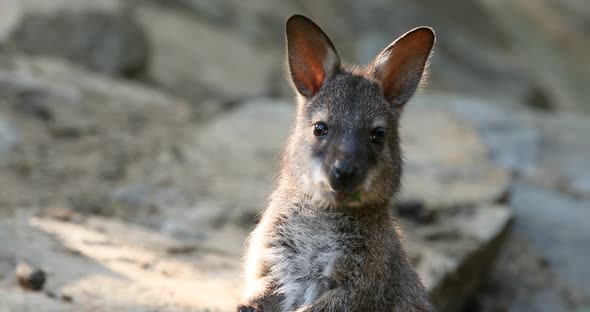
[237,304,263,312]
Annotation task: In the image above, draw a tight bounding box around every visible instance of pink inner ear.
[310,63,325,95]
[373,28,434,104]
[295,43,327,96]
[287,15,340,98]
[382,58,420,97]
[293,58,325,96]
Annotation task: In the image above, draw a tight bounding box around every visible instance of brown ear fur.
[286,15,340,98]
[367,27,435,107]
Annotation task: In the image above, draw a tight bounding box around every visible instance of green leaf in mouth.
[351,191,362,203]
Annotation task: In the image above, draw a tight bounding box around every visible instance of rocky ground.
[0,1,589,311]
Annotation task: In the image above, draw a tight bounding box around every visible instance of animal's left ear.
[368,27,435,108]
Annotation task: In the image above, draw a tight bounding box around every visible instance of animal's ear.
[286,15,340,98]
[368,27,435,108]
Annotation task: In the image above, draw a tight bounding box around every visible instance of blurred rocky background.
[0,0,589,311]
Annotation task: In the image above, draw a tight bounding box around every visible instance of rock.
[9,9,149,77]
[157,0,236,25]
[487,182,590,311]
[352,0,590,114]
[0,214,233,311]
[134,4,281,104]
[24,215,243,311]
[395,200,437,224]
[529,113,590,198]
[413,94,540,174]
[15,261,46,291]
[145,0,590,114]
[0,53,193,214]
[409,93,590,200]
[467,235,559,312]
[11,89,55,121]
[0,290,70,311]
[402,163,510,209]
[177,98,294,225]
[0,0,21,45]
[0,64,80,124]
[143,0,302,47]
[0,115,18,159]
[7,0,121,13]
[401,102,512,209]
[40,207,75,222]
[81,216,201,253]
[404,204,513,312]
[110,183,210,240]
[110,183,155,208]
[510,183,590,293]
[0,0,148,76]
[399,96,590,311]
[478,0,590,114]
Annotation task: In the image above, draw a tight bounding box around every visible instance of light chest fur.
[265,208,368,311]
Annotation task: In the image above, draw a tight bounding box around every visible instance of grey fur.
[238,15,435,312]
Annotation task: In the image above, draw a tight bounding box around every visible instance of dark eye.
[370,128,385,144]
[313,122,329,137]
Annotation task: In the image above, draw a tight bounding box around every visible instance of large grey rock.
[0,290,71,312]
[0,116,18,159]
[510,183,590,287]
[411,93,588,196]
[503,182,590,311]
[0,53,193,213]
[197,0,537,105]
[349,0,590,113]
[0,214,242,312]
[405,205,512,312]
[134,4,281,103]
[0,0,20,45]
[411,93,590,200]
[146,0,590,114]
[408,95,590,311]
[478,0,590,113]
[173,99,294,225]
[413,94,540,174]
[529,113,590,198]
[157,0,236,25]
[8,7,148,76]
[401,101,512,209]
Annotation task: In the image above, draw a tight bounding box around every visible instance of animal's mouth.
[328,189,363,203]
[335,191,349,201]
[316,181,363,205]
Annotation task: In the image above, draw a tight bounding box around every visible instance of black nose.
[329,162,362,193]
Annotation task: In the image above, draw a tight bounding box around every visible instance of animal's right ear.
[286,15,340,98]
[368,27,435,109]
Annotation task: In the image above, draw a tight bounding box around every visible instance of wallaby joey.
[238,14,436,312]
